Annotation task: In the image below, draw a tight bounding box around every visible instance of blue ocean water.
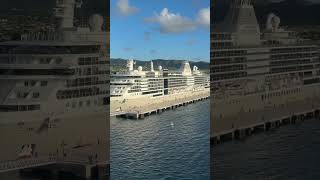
[111,100,210,180]
[212,118,320,180]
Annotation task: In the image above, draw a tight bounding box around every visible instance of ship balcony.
[270,50,318,55]
[0,75,74,80]
[110,83,134,86]
[0,68,75,75]
[0,68,76,80]
[0,44,101,55]
[0,64,74,69]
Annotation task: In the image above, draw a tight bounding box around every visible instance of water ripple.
[213,119,320,180]
[111,100,210,180]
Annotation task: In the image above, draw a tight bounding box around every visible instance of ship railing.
[0,154,104,172]
[57,157,99,165]
[0,156,57,172]
[21,32,63,41]
[212,41,318,50]
[56,150,104,165]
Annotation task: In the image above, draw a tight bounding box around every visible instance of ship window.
[0,105,18,112]
[19,106,27,111]
[0,69,75,76]
[72,102,76,108]
[33,92,40,98]
[86,100,91,106]
[39,58,46,64]
[79,101,83,107]
[23,92,29,98]
[103,97,110,105]
[24,81,29,87]
[28,105,40,111]
[41,81,48,86]
[56,58,62,64]
[30,81,36,86]
[66,102,70,108]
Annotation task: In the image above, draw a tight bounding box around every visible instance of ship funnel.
[54,0,76,29]
[127,58,134,71]
[180,61,192,76]
[221,0,260,46]
[150,61,154,72]
[54,0,84,30]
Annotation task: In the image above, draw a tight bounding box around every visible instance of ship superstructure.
[0,0,109,177]
[111,59,209,100]
[211,0,320,138]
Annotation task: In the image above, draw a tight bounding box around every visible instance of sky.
[110,0,210,62]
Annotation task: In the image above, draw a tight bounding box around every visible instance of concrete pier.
[111,90,209,116]
[17,161,109,179]
[211,109,319,145]
[114,93,210,119]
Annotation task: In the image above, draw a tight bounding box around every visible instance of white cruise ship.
[0,0,109,177]
[211,0,320,139]
[111,59,209,100]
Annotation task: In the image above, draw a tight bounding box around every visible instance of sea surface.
[212,118,320,180]
[110,100,210,180]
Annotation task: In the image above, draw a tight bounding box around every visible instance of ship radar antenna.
[127,58,135,71]
[76,0,83,8]
[150,61,154,72]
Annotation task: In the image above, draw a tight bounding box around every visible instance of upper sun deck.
[211,30,318,51]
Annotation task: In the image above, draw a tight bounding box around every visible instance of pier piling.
[212,110,320,145]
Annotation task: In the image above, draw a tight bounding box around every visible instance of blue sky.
[110,0,210,62]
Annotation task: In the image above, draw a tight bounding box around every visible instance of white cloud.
[196,7,210,29]
[116,0,139,16]
[145,7,210,34]
[145,8,196,33]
